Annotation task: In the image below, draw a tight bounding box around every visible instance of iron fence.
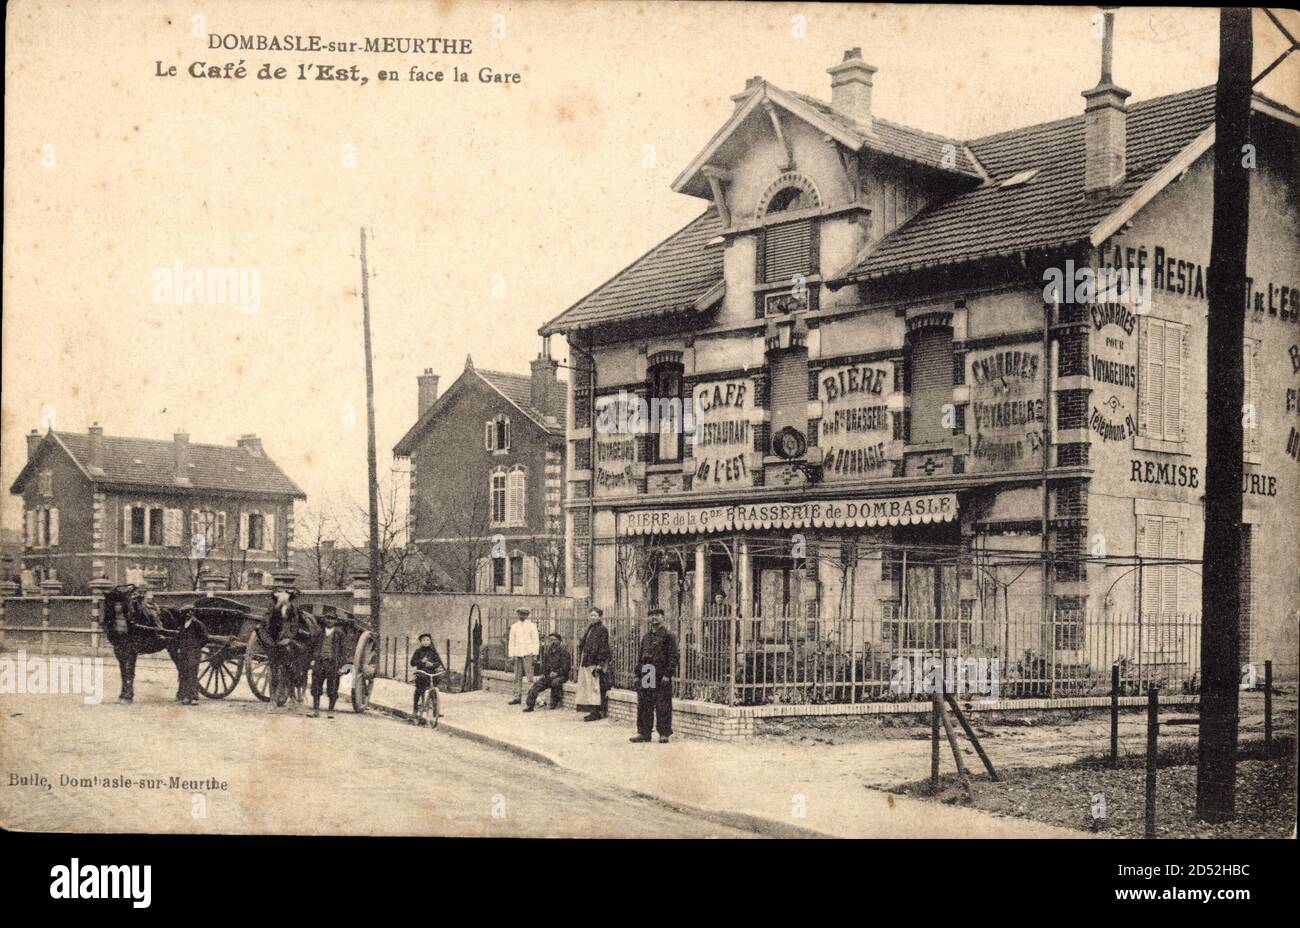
[485,605,1205,706]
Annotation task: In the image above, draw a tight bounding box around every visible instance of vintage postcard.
[2,0,1296,869]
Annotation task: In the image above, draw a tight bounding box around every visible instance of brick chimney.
[237,434,264,456]
[827,48,877,130]
[26,429,42,461]
[731,75,763,110]
[173,430,191,483]
[1081,10,1131,192]
[87,423,104,474]
[530,353,559,416]
[417,369,440,417]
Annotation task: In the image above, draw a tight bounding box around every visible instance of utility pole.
[360,228,382,639]
[1196,7,1252,824]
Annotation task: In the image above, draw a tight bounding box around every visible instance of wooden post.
[1110,664,1120,768]
[938,694,974,802]
[1145,685,1159,839]
[945,694,999,781]
[930,688,942,793]
[1264,659,1273,745]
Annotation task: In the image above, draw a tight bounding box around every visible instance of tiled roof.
[785,91,982,179]
[392,365,566,457]
[38,431,305,497]
[477,369,568,431]
[844,85,1218,279]
[538,209,725,336]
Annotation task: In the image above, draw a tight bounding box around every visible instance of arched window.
[755,174,821,293]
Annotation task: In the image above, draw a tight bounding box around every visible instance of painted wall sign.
[1103,239,1299,323]
[620,492,957,536]
[689,377,754,488]
[1129,458,1199,488]
[1089,308,1137,443]
[593,394,639,496]
[818,361,893,480]
[966,346,1044,471]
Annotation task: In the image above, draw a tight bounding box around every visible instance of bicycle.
[413,668,444,729]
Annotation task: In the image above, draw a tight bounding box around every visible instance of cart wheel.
[197,640,243,699]
[351,630,377,713]
[245,629,271,703]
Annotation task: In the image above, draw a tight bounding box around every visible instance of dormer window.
[485,414,511,453]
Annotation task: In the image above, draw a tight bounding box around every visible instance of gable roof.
[839,85,1219,281]
[10,430,305,498]
[672,81,983,198]
[392,364,566,457]
[538,208,725,337]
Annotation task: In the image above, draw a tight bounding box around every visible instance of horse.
[261,589,321,709]
[101,585,206,704]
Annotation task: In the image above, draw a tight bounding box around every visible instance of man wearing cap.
[309,614,344,718]
[524,632,571,712]
[630,608,678,743]
[506,607,540,705]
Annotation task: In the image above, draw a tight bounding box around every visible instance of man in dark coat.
[525,632,571,711]
[310,615,343,717]
[578,607,613,721]
[630,608,678,743]
[409,633,444,725]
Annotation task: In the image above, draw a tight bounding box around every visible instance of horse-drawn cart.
[188,596,379,712]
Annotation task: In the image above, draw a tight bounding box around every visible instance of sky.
[4,2,1298,539]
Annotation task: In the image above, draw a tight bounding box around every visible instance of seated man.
[524,632,571,712]
[409,633,444,725]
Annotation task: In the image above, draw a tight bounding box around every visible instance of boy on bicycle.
[410,633,444,725]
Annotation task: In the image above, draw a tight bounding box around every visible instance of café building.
[541,29,1299,677]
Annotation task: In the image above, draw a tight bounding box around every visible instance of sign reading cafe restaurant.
[620,492,957,535]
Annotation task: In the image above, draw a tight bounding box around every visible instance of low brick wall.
[479,670,1201,741]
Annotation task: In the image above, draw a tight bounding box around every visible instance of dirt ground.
[890,738,1297,839]
[0,660,754,838]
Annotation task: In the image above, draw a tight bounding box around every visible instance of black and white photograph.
[1,0,1296,906]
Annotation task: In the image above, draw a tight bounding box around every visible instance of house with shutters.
[9,424,305,593]
[393,353,567,594]
[540,21,1299,679]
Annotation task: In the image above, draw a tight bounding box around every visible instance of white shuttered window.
[1137,318,1187,442]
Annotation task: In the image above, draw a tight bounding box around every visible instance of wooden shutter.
[1244,339,1260,454]
[485,421,493,451]
[763,220,814,283]
[263,513,276,552]
[1136,320,1150,435]
[769,348,809,438]
[217,512,227,543]
[1163,322,1183,441]
[24,510,34,547]
[1146,319,1166,438]
[503,417,511,451]
[123,505,133,544]
[1138,516,1160,621]
[1160,518,1179,620]
[47,509,58,547]
[508,470,526,526]
[239,512,250,550]
[164,509,182,547]
[524,556,540,594]
[909,329,953,445]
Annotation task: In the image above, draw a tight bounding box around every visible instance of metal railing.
[479,605,1206,707]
